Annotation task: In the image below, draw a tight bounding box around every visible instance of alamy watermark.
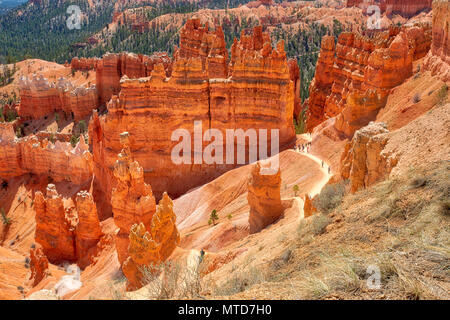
[171,121,279,175]
[66,5,81,30]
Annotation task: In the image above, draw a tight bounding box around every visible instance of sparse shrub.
[297,213,331,240]
[227,214,232,220]
[5,109,17,122]
[412,93,421,103]
[141,261,202,299]
[208,209,219,226]
[1,207,11,226]
[436,84,448,106]
[314,180,348,214]
[70,134,80,147]
[1,180,8,190]
[310,214,330,235]
[214,266,265,296]
[78,120,87,134]
[293,184,299,197]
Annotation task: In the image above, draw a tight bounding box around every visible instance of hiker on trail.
[328,167,331,174]
[321,160,324,168]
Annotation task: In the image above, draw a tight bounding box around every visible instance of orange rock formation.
[111,132,156,265]
[71,57,99,71]
[28,244,49,287]
[95,52,171,105]
[122,192,180,290]
[178,18,228,78]
[150,192,180,261]
[18,75,98,121]
[0,123,93,184]
[247,162,284,233]
[340,122,397,192]
[306,24,431,135]
[75,191,104,269]
[90,20,296,209]
[34,184,77,263]
[122,223,160,291]
[423,0,450,82]
[34,185,103,267]
[303,194,318,218]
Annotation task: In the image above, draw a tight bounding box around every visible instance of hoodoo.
[247,161,284,233]
[90,19,296,210]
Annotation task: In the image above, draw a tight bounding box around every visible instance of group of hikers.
[295,141,311,153]
[294,142,331,175]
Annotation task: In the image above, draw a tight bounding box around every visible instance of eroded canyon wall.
[18,76,98,121]
[340,122,397,193]
[346,0,432,18]
[90,20,296,212]
[0,123,93,184]
[96,52,172,106]
[424,0,450,82]
[305,24,431,136]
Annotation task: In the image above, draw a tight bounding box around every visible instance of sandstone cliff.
[0,123,93,185]
[95,52,171,105]
[90,21,296,208]
[423,0,450,82]
[34,184,77,263]
[18,75,98,121]
[34,185,103,267]
[122,192,180,290]
[75,191,104,269]
[340,122,397,192]
[306,24,431,136]
[122,223,160,291]
[178,18,228,79]
[247,161,284,233]
[71,57,100,71]
[111,132,156,265]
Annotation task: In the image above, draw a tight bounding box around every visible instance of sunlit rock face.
[34,184,77,264]
[121,192,180,291]
[247,162,284,234]
[75,191,104,269]
[0,123,93,184]
[305,24,431,136]
[95,52,171,106]
[34,185,103,268]
[424,0,450,82]
[90,19,296,214]
[111,132,156,265]
[18,75,98,121]
[340,122,397,193]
